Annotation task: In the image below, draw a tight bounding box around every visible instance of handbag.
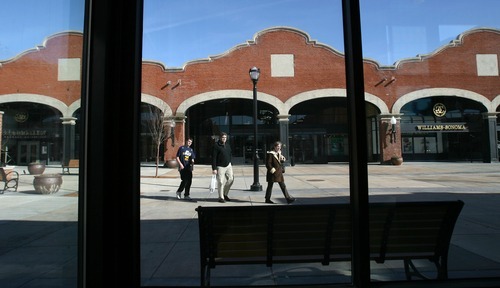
[209,175,217,193]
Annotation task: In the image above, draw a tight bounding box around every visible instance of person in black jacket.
[175,137,195,200]
[265,141,295,204]
[212,132,234,203]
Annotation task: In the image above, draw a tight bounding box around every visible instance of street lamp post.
[249,67,262,191]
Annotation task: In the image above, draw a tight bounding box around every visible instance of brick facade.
[1,27,499,164]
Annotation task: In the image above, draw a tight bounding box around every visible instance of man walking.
[212,132,234,203]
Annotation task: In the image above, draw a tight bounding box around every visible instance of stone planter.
[33,174,63,194]
[391,156,403,166]
[165,159,178,168]
[28,163,46,175]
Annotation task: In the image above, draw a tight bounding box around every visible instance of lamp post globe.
[249,66,260,82]
[249,67,262,191]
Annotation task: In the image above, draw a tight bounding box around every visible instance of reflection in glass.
[141,0,347,286]
[361,0,500,282]
[0,1,83,287]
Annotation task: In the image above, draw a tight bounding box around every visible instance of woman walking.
[265,141,295,204]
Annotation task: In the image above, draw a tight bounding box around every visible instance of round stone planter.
[33,174,63,194]
[165,159,178,168]
[391,156,403,166]
[28,163,46,175]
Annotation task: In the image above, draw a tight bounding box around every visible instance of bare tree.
[145,105,174,177]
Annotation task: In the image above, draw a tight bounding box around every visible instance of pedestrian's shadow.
[140,195,199,203]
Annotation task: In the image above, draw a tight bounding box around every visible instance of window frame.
[79,0,500,287]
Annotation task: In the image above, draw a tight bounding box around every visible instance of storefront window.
[362,0,500,282]
[140,0,500,286]
[141,0,347,286]
[0,1,84,287]
[2,0,500,287]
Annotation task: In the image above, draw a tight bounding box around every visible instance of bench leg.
[436,257,447,280]
[200,263,205,286]
[206,265,211,287]
[1,182,8,193]
[200,264,211,287]
[9,179,18,192]
[404,259,437,280]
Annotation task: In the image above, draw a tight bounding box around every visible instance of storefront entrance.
[0,102,64,166]
[400,96,486,162]
[17,141,40,165]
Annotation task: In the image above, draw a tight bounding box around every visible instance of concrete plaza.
[0,162,500,287]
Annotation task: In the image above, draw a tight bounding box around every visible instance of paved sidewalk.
[0,162,500,287]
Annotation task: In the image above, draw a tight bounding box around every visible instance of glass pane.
[0,1,84,286]
[361,0,500,282]
[141,0,348,286]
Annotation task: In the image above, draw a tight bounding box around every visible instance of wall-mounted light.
[384,76,396,87]
[161,81,171,90]
[375,77,387,87]
[171,79,181,89]
[390,116,397,143]
[168,119,176,147]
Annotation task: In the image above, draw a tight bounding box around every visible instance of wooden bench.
[196,200,464,286]
[0,167,19,193]
[62,159,79,174]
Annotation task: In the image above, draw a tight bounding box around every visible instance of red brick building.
[1,27,499,165]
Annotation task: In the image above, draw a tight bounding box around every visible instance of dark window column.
[61,117,77,165]
[484,112,499,163]
[79,0,143,286]
[342,0,370,286]
[0,111,3,164]
[278,114,290,164]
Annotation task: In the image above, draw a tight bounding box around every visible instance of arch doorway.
[289,98,380,164]
[186,98,280,165]
[0,102,64,165]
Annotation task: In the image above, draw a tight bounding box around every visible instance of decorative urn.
[28,162,46,175]
[165,159,178,168]
[33,174,63,194]
[391,156,403,166]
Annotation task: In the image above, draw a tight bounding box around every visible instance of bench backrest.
[368,201,463,262]
[196,200,464,266]
[197,204,351,266]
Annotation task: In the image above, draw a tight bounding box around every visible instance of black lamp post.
[249,67,262,191]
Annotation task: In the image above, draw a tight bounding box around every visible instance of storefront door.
[18,141,40,165]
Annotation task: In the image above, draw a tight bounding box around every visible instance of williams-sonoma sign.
[407,123,468,132]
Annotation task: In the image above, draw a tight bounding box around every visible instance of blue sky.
[0,0,84,60]
[1,0,499,67]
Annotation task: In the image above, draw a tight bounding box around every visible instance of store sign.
[414,123,468,132]
[402,103,472,133]
[433,103,446,117]
[2,129,48,139]
[14,111,29,123]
